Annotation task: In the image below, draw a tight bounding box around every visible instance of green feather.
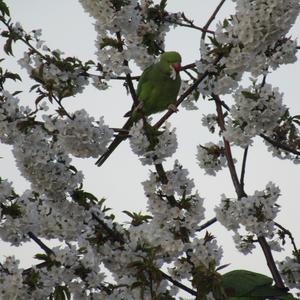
[96,51,182,166]
[223,269,291,300]
[136,51,181,115]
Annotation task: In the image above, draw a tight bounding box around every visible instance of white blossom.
[129,121,177,165]
[224,84,286,147]
[196,142,228,176]
[216,182,281,254]
[43,110,113,158]
[0,257,23,300]
[278,256,300,290]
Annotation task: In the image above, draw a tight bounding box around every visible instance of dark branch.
[155,163,178,207]
[28,231,55,256]
[154,55,223,129]
[197,217,217,232]
[260,133,300,156]
[160,270,197,296]
[201,0,227,40]
[165,12,214,34]
[213,94,245,198]
[275,222,298,253]
[240,147,249,191]
[258,237,286,289]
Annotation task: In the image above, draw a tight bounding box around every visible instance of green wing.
[137,64,181,116]
[136,64,154,98]
[135,52,181,116]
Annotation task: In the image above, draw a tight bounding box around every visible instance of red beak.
[172,63,181,73]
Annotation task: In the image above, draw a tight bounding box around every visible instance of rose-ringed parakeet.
[222,269,291,300]
[95,51,182,166]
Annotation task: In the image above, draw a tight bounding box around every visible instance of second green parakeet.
[95,51,182,167]
[222,269,292,300]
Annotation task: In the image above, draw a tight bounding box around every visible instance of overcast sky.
[1,0,300,280]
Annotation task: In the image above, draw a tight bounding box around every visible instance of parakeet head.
[160,51,182,74]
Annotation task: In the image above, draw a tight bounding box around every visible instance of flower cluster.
[197,0,299,96]
[278,255,300,290]
[0,256,23,300]
[18,49,89,99]
[139,161,205,255]
[196,142,227,176]
[13,126,83,199]
[215,182,281,253]
[79,0,179,74]
[262,110,300,164]
[224,83,286,147]
[0,245,107,299]
[202,114,218,134]
[129,120,178,165]
[43,109,113,158]
[180,80,199,110]
[0,91,32,144]
[170,237,223,282]
[218,0,299,76]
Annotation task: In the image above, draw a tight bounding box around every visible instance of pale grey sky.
[1,0,300,281]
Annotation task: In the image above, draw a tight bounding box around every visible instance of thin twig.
[201,0,227,40]
[275,222,298,253]
[258,237,286,289]
[27,231,55,256]
[160,270,197,296]
[165,13,214,34]
[154,55,223,129]
[92,213,125,244]
[22,262,49,276]
[197,217,217,232]
[260,133,300,156]
[155,163,178,207]
[180,63,196,71]
[53,95,74,120]
[213,94,245,198]
[240,146,249,191]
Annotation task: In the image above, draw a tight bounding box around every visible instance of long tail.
[95,117,133,167]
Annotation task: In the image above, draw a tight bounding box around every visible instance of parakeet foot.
[168,104,178,112]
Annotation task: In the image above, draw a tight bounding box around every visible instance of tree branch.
[159,270,197,296]
[214,94,286,289]
[201,0,227,40]
[275,222,298,253]
[27,231,55,256]
[260,133,300,156]
[240,146,249,191]
[165,12,214,34]
[214,94,245,198]
[197,217,217,232]
[258,237,286,289]
[154,55,223,129]
[154,163,178,207]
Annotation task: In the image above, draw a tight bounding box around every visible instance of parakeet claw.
[168,104,178,112]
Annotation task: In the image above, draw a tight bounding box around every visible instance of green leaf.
[4,71,21,81]
[0,0,10,17]
[159,0,167,10]
[53,286,71,300]
[241,91,259,100]
[100,37,122,50]
[35,94,46,106]
[29,84,40,92]
[4,37,13,55]
[34,253,48,261]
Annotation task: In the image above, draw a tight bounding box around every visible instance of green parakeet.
[95,51,182,166]
[222,269,292,300]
